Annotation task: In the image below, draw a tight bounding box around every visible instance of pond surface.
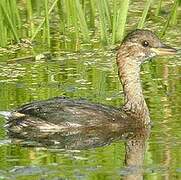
[0,2,181,180]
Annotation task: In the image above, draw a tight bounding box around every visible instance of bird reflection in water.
[8,119,150,180]
[122,125,150,180]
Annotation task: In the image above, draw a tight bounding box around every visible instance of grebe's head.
[119,29,177,65]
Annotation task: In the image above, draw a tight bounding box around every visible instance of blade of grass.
[31,0,59,41]
[155,0,162,16]
[44,0,51,47]
[8,0,21,29]
[137,0,153,29]
[89,0,96,28]
[64,0,71,28]
[102,0,112,29]
[0,0,20,43]
[75,0,90,41]
[160,0,178,36]
[96,0,110,44]
[27,0,35,36]
[170,0,178,25]
[65,0,79,46]
[114,0,129,43]
[112,0,117,43]
[57,0,66,33]
[0,9,7,47]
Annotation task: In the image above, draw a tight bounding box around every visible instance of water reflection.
[0,45,180,179]
[122,125,150,180]
[7,117,150,179]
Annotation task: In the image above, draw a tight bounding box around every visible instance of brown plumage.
[6,29,177,139]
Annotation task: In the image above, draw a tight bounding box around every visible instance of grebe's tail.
[0,111,12,119]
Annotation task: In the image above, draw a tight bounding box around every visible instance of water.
[0,3,181,180]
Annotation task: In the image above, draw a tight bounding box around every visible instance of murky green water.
[0,2,181,180]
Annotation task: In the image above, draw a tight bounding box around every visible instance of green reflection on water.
[0,50,180,179]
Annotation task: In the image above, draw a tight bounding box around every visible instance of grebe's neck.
[117,46,150,124]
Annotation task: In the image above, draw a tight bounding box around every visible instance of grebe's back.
[7,97,132,135]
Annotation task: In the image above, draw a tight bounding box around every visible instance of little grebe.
[5,29,177,136]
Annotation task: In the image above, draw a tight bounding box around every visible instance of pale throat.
[117,51,150,122]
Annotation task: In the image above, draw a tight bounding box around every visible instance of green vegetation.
[0,0,180,49]
[160,0,179,36]
[137,0,153,29]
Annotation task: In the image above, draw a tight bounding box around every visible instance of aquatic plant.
[0,0,179,49]
[0,0,20,47]
[137,0,153,29]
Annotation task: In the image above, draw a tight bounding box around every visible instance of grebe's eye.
[142,40,149,47]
